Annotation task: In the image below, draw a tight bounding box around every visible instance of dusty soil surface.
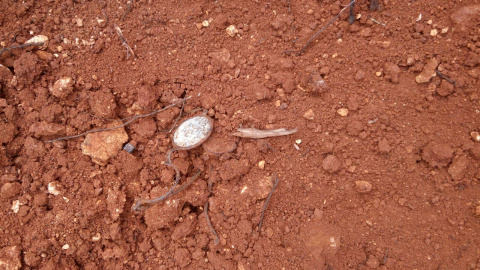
[1,0,480,269]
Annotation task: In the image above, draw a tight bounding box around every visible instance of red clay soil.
[1,0,480,269]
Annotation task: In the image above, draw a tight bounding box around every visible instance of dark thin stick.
[45,97,190,143]
[348,0,356,24]
[122,0,133,21]
[0,42,44,56]
[204,201,220,245]
[284,0,356,55]
[114,24,135,59]
[170,170,201,197]
[132,148,181,210]
[436,70,456,85]
[258,173,280,233]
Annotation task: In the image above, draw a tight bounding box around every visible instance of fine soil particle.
[1,1,480,269]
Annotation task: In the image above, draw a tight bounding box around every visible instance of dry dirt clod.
[384,62,401,83]
[0,246,22,270]
[448,156,469,181]
[415,58,438,83]
[421,141,453,168]
[0,64,13,83]
[81,121,129,165]
[322,155,341,173]
[451,4,480,24]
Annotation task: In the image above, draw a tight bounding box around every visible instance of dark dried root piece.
[204,201,220,245]
[284,0,356,55]
[436,70,456,86]
[132,148,181,211]
[258,173,280,234]
[0,42,44,56]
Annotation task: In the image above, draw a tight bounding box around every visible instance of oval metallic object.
[172,115,213,150]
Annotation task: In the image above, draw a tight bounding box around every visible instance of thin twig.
[0,42,44,56]
[258,173,280,233]
[122,0,133,21]
[114,25,135,59]
[170,170,201,197]
[45,97,190,143]
[436,70,456,85]
[204,201,220,245]
[132,148,181,210]
[284,0,356,55]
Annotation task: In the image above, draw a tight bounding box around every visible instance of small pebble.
[295,139,302,144]
[258,160,265,169]
[337,108,349,117]
[48,182,61,196]
[430,29,438,36]
[202,20,210,27]
[355,181,372,193]
[123,142,136,153]
[25,35,49,50]
[471,131,480,142]
[62,244,69,250]
[226,25,238,37]
[303,109,315,120]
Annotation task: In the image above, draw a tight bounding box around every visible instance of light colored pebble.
[48,182,61,195]
[303,109,314,120]
[62,244,69,250]
[11,200,20,213]
[430,29,438,36]
[337,108,349,117]
[226,25,238,37]
[25,35,48,50]
[258,160,265,169]
[471,131,480,142]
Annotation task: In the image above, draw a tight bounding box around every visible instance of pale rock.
[337,108,349,117]
[81,121,129,165]
[25,35,48,50]
[303,109,315,120]
[50,77,74,98]
[415,58,438,83]
[226,25,238,37]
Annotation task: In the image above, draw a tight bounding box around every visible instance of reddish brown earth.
[1,0,480,269]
